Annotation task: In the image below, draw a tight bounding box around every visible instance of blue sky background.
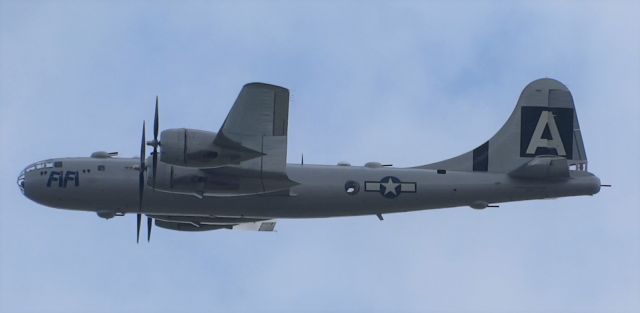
[1,1,639,312]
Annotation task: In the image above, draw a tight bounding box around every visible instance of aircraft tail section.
[418,78,588,174]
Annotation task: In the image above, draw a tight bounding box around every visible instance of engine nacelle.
[150,162,207,196]
[148,160,268,197]
[160,128,219,166]
[159,128,263,168]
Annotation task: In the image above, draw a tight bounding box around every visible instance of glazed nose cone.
[17,168,26,194]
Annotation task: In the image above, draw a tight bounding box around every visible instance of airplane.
[17,78,604,242]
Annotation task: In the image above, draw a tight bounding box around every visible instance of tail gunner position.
[18,78,603,242]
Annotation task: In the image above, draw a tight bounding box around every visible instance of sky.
[1,0,639,312]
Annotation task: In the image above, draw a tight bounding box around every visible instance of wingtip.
[243,82,289,92]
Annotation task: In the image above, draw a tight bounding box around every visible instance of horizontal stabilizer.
[508,156,569,179]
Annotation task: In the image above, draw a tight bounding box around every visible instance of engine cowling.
[160,128,219,166]
[159,128,263,168]
[148,161,267,197]
[149,161,207,196]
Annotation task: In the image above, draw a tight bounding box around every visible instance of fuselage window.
[54,161,63,168]
[98,165,105,171]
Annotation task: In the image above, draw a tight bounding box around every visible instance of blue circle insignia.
[379,176,401,199]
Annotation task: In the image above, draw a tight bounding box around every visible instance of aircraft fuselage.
[19,157,601,219]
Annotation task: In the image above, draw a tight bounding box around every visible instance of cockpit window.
[54,161,63,168]
[22,161,55,175]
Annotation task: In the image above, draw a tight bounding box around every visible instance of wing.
[151,82,296,197]
[151,215,277,232]
[217,82,289,142]
[213,82,289,174]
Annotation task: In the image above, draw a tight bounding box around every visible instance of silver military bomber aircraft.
[18,78,603,242]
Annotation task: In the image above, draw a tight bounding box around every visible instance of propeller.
[137,97,161,243]
[146,96,160,189]
[147,96,160,242]
[137,121,146,243]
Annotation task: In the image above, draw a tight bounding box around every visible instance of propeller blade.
[136,213,141,243]
[137,121,146,244]
[141,120,146,169]
[139,121,145,210]
[152,97,159,188]
[154,96,159,141]
[147,216,153,242]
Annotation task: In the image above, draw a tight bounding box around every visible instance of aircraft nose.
[17,168,26,194]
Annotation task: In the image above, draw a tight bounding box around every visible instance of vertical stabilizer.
[418,78,587,173]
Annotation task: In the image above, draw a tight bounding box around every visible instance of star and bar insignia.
[365,176,417,199]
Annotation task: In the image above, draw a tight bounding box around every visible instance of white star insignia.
[381,177,399,196]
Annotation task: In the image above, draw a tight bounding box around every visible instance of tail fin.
[418,78,588,173]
